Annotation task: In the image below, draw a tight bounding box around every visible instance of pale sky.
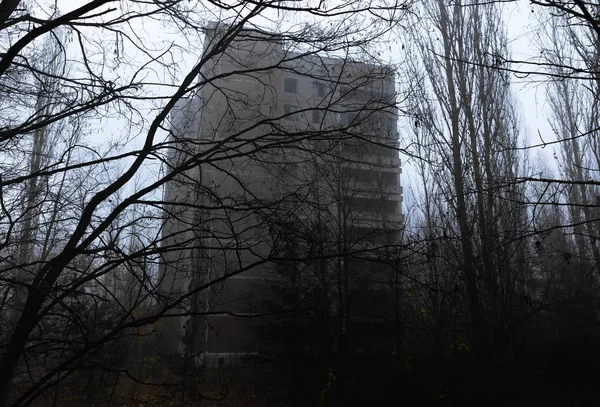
[400,0,558,219]
[52,0,557,218]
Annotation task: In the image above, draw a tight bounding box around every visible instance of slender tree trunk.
[438,0,488,366]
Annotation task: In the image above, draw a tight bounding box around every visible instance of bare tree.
[540,11,600,274]
[406,0,530,369]
[0,1,411,405]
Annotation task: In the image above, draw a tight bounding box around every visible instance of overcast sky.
[55,0,553,144]
[54,0,557,217]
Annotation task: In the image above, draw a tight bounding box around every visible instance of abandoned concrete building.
[159,22,403,367]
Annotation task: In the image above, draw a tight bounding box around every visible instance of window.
[365,114,381,129]
[284,104,299,120]
[312,81,326,97]
[312,110,323,124]
[340,111,358,127]
[284,78,297,93]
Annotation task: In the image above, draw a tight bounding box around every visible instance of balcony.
[340,154,401,172]
[351,210,403,229]
[350,182,403,201]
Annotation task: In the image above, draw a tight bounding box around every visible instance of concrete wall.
[159,25,403,364]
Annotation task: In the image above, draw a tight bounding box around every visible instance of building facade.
[159,23,403,367]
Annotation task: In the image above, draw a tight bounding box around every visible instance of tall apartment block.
[159,23,403,367]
